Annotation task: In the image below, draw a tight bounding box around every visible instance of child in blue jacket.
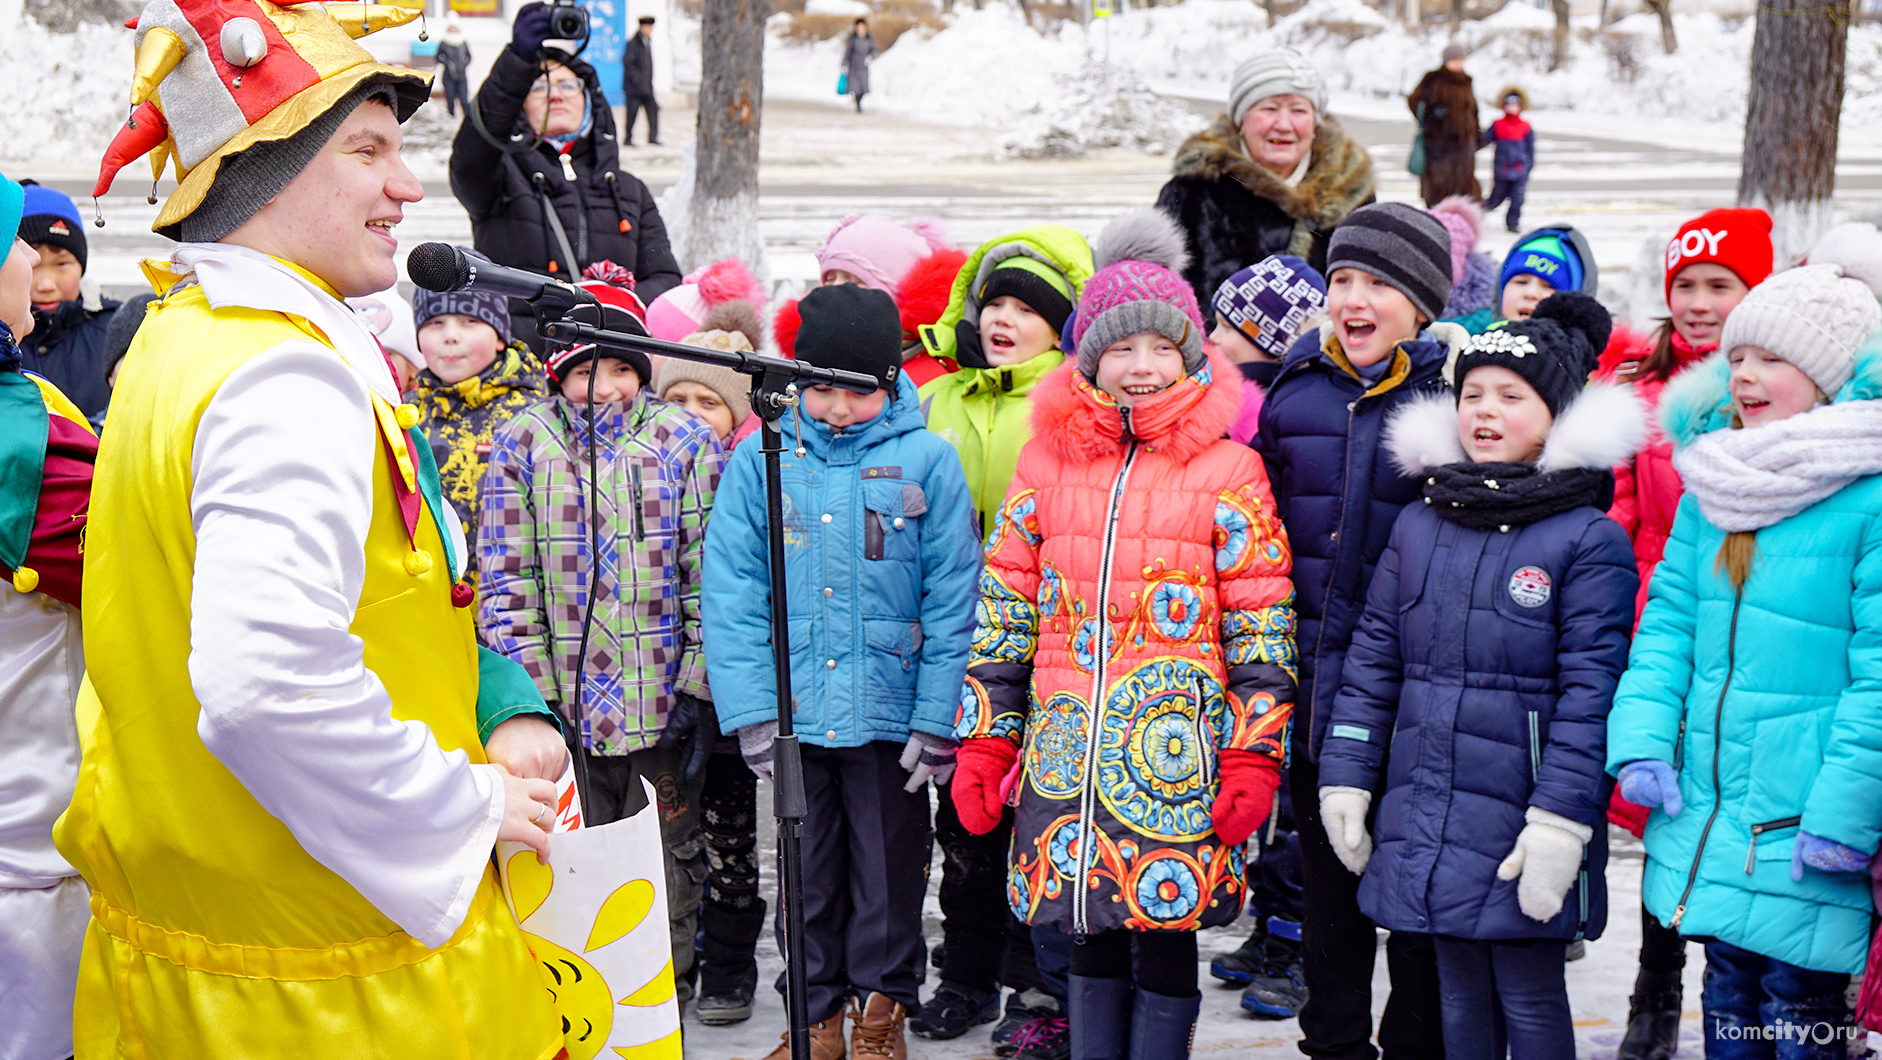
[1320,292,1641,1059]
[1254,201,1468,1058]
[1482,86,1534,232]
[702,283,980,1060]
[1608,228,1882,1052]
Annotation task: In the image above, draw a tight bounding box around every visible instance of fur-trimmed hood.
[1385,382,1648,476]
[1169,114,1375,230]
[1030,348,1245,465]
[1659,341,1882,450]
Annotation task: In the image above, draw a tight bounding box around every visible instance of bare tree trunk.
[1739,0,1850,263]
[1450,0,1462,33]
[683,0,769,273]
[1643,0,1677,52]
[1262,0,1276,26]
[1550,0,1571,69]
[1598,0,1609,27]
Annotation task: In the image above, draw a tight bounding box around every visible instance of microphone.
[406,242,596,307]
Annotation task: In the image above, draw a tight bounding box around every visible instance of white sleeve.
[188,342,504,949]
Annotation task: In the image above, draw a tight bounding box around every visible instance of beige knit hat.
[655,328,754,426]
[1719,222,1882,397]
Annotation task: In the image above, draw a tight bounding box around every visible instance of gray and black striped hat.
[1324,202,1454,324]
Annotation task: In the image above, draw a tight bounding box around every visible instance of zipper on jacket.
[629,462,645,538]
[1305,397,1361,756]
[1074,435,1140,939]
[1527,710,1541,783]
[1671,587,1744,930]
[1673,717,1686,772]
[1743,815,1803,875]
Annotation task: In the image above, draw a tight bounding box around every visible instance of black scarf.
[1423,461,1613,531]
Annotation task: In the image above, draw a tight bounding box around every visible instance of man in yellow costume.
[56,2,572,1055]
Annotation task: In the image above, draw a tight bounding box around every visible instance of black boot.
[1618,970,1682,1060]
[1068,974,1131,1060]
[1208,921,1267,985]
[695,901,765,1025]
[1126,988,1200,1060]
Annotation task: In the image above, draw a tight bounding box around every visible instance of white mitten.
[1319,786,1374,876]
[1496,806,1594,922]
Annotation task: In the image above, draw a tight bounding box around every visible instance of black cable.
[569,373,600,821]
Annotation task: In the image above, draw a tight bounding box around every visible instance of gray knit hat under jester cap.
[1453,291,1612,418]
[1069,209,1208,378]
[1325,202,1455,324]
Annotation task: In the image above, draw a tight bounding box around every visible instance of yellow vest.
[54,280,560,1059]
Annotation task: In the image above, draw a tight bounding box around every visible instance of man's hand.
[493,763,558,863]
[485,715,569,784]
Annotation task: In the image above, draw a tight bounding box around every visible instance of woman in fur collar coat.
[1320,293,1641,1058]
[1408,45,1484,205]
[1155,49,1375,301]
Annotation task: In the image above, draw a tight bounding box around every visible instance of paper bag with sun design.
[499,779,681,1060]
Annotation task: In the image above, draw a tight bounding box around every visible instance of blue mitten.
[1616,759,1683,817]
[1790,832,1871,882]
[510,2,554,59]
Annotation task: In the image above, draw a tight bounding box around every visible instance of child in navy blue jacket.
[1482,86,1535,232]
[1319,292,1641,1059]
[702,283,980,1060]
[1255,201,1469,1058]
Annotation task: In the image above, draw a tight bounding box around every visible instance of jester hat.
[94,0,432,241]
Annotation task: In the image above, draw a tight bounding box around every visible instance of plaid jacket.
[477,392,725,754]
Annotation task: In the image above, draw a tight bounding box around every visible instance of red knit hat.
[1665,207,1774,302]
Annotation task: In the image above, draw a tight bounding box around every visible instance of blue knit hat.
[18,181,87,274]
[1500,228,1586,295]
[1212,255,1328,361]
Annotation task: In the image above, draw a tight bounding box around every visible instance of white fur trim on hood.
[1385,381,1647,476]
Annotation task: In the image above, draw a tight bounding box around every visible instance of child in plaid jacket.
[476,335,726,1004]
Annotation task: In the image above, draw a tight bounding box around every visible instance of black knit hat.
[1324,202,1454,324]
[1453,291,1612,417]
[795,284,902,391]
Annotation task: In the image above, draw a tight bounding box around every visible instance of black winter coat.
[623,33,653,97]
[437,41,471,80]
[1156,114,1375,302]
[23,296,121,418]
[1254,324,1463,759]
[450,47,681,336]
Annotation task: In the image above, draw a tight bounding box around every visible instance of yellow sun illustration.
[507,851,683,1060]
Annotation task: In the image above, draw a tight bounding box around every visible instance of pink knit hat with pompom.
[644,258,766,343]
[814,213,951,292]
[1427,195,1483,285]
[1070,209,1206,378]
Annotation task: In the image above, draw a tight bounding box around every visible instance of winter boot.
[1127,988,1201,1060]
[1241,920,1307,1020]
[850,992,910,1060]
[1010,1012,1072,1060]
[994,989,1061,1057]
[1618,970,1682,1060]
[909,982,1000,1040]
[1068,974,1132,1060]
[1208,923,1267,985]
[762,1010,847,1060]
[696,902,766,1025]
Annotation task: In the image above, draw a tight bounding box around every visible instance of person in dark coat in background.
[450,2,682,352]
[17,182,119,420]
[1408,43,1483,206]
[622,16,659,146]
[844,19,876,113]
[1320,293,1641,1060]
[1155,48,1375,302]
[437,22,472,118]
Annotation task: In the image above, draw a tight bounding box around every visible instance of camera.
[545,0,589,42]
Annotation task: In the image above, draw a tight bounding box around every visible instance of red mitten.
[953,738,1020,836]
[1607,787,1650,839]
[1213,748,1284,848]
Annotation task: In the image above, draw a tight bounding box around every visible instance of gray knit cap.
[1228,48,1328,126]
[173,81,398,244]
[1324,202,1454,324]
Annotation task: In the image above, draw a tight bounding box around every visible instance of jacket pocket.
[861,480,923,563]
[1745,815,1803,874]
[862,617,921,720]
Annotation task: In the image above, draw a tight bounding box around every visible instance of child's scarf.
[1673,399,1882,531]
[1423,460,1611,531]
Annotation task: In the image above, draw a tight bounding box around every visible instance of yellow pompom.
[11,566,39,594]
[395,404,421,430]
[403,549,433,576]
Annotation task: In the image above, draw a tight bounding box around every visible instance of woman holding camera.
[449,1,683,350]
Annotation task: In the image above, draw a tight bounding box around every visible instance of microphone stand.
[541,311,879,1060]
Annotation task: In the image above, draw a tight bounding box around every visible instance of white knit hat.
[1719,222,1882,397]
[1228,48,1328,126]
